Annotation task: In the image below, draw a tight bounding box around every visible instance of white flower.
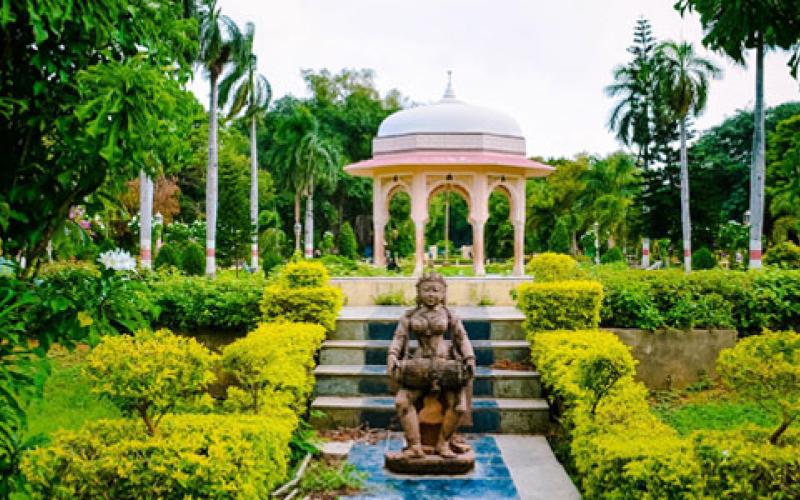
[98,249,137,272]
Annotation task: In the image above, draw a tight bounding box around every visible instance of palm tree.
[197,0,242,277]
[581,152,641,250]
[295,130,340,258]
[656,40,721,272]
[219,22,272,272]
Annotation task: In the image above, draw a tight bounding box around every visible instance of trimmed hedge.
[515,280,603,331]
[530,329,703,498]
[221,322,326,414]
[149,274,267,332]
[525,252,586,282]
[21,413,296,498]
[261,261,343,332]
[590,268,800,334]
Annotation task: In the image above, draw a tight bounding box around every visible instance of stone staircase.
[311,306,549,434]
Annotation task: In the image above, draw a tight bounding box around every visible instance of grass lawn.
[25,346,120,439]
[651,383,777,436]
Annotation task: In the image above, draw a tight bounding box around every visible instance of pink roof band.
[345,150,554,177]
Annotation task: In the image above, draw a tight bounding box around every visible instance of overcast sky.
[191,0,800,159]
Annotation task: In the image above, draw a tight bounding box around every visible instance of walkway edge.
[493,434,581,500]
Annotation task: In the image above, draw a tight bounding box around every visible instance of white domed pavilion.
[344,76,553,276]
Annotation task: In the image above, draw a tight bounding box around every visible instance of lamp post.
[294,222,302,254]
[744,210,751,226]
[154,212,163,251]
[593,221,600,265]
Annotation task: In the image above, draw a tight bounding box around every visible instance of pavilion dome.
[376,77,523,139]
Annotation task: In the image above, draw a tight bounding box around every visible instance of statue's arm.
[388,315,409,378]
[451,313,476,376]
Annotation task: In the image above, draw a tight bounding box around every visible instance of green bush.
[691,246,717,270]
[149,274,267,332]
[600,246,624,264]
[693,428,800,498]
[338,222,358,260]
[717,330,800,445]
[154,242,182,270]
[21,413,296,499]
[530,329,703,498]
[373,290,407,305]
[764,241,800,269]
[261,262,343,332]
[181,242,205,276]
[221,322,326,414]
[588,268,800,334]
[515,280,603,331]
[525,252,585,282]
[83,329,217,435]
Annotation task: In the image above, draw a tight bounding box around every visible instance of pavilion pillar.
[373,178,386,267]
[374,220,386,267]
[413,218,426,276]
[410,172,427,277]
[472,219,486,276]
[512,220,525,276]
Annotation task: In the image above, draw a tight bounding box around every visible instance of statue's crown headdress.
[416,271,447,289]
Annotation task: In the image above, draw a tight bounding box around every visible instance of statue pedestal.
[384,449,475,474]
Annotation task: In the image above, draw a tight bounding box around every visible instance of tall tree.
[656,40,721,272]
[0,1,197,278]
[606,18,664,169]
[196,0,242,276]
[219,22,272,271]
[676,0,800,268]
[767,114,800,243]
[295,130,341,258]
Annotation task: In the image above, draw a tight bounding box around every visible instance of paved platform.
[343,434,579,499]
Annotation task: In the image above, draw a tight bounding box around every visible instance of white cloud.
[191,0,800,158]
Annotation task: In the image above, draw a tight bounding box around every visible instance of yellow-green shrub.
[693,428,800,498]
[221,322,326,414]
[516,280,603,331]
[279,260,329,287]
[261,261,343,331]
[531,329,702,498]
[21,413,296,499]
[526,252,585,282]
[717,330,800,445]
[83,329,217,435]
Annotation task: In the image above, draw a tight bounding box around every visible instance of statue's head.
[416,271,447,307]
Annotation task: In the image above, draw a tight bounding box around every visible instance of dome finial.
[443,70,456,99]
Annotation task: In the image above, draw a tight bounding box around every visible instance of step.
[310,396,550,434]
[315,364,540,399]
[319,339,531,366]
[334,306,525,341]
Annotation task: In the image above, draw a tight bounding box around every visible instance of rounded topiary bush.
[181,242,205,276]
[154,242,182,270]
[692,247,717,270]
[338,222,358,260]
[764,242,800,269]
[600,247,624,264]
[526,252,584,282]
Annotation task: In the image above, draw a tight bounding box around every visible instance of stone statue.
[385,272,476,473]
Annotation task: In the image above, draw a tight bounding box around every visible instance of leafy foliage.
[515,280,603,331]
[691,247,716,270]
[764,241,800,269]
[717,330,800,444]
[221,322,326,414]
[154,243,182,271]
[338,221,359,260]
[83,329,217,435]
[181,242,206,276]
[600,246,624,264]
[525,253,585,282]
[20,413,296,499]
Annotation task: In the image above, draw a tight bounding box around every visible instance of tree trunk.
[139,171,154,269]
[749,39,766,269]
[294,191,301,252]
[206,73,219,277]
[304,177,315,258]
[680,118,691,273]
[250,114,259,271]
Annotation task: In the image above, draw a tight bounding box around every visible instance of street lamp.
[743,210,751,226]
[294,222,302,253]
[154,212,163,250]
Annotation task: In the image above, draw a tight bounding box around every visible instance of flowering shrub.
[97,248,137,272]
[21,413,296,498]
[83,329,217,435]
[221,322,326,414]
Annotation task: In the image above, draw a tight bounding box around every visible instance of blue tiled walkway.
[344,435,520,499]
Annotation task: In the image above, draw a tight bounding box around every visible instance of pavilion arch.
[426,179,473,224]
